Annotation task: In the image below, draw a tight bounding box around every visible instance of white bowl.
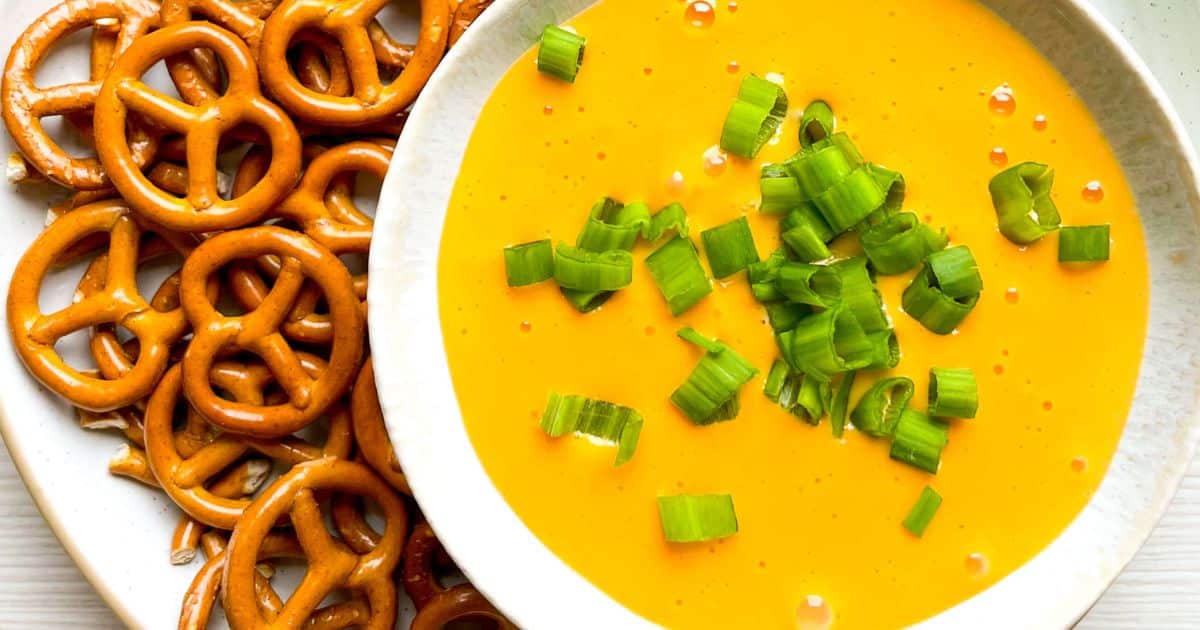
[367,0,1200,628]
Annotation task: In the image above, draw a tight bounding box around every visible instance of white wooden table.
[2,1,1200,627]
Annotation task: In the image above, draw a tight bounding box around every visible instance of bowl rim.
[367,0,1200,627]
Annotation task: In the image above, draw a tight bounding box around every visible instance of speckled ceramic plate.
[367,0,1200,628]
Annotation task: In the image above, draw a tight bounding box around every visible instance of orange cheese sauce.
[437,0,1149,627]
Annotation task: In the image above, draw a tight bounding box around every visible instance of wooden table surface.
[2,1,1199,627]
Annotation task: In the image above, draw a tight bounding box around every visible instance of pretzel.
[179,226,363,436]
[94,22,302,232]
[179,531,297,630]
[6,201,198,410]
[223,458,406,629]
[413,584,515,630]
[258,0,449,126]
[351,358,409,493]
[448,0,493,46]
[1,0,162,189]
[170,458,271,564]
[145,359,354,528]
[108,443,160,486]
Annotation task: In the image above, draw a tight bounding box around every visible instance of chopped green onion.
[701,216,759,279]
[657,494,738,543]
[553,243,633,291]
[927,245,983,299]
[776,262,841,307]
[503,239,555,286]
[760,165,804,213]
[747,248,787,303]
[901,265,978,335]
[763,359,790,402]
[863,329,900,369]
[781,205,836,243]
[833,257,889,333]
[615,416,642,466]
[537,25,585,83]
[540,392,643,466]
[890,408,949,474]
[867,163,906,218]
[782,225,832,262]
[928,367,978,419]
[799,100,835,148]
[830,370,856,438]
[793,375,828,424]
[711,395,742,422]
[671,328,759,425]
[859,213,947,275]
[577,197,642,252]
[764,302,811,332]
[790,142,858,199]
[787,307,871,381]
[989,162,1061,245]
[720,75,787,159]
[850,376,914,437]
[560,288,612,313]
[812,167,886,233]
[645,237,712,316]
[1058,225,1110,263]
[646,203,690,242]
[902,486,943,537]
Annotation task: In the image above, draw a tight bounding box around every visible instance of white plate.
[368,0,1200,628]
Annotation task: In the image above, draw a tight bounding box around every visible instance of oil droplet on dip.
[988,84,1015,116]
[1033,113,1048,131]
[966,553,990,576]
[727,1,739,12]
[989,147,1008,167]
[519,321,532,332]
[795,595,833,630]
[1082,180,1104,203]
[685,0,715,27]
[726,60,740,73]
[543,105,553,115]
[667,170,687,195]
[1071,456,1088,472]
[1004,287,1019,304]
[703,145,728,176]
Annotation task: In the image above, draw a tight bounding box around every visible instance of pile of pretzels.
[1,0,510,627]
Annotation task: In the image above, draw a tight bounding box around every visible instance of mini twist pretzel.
[351,358,409,494]
[258,0,449,126]
[412,584,515,630]
[223,458,406,629]
[94,22,302,232]
[180,226,363,436]
[144,360,354,528]
[7,201,194,410]
[1,0,161,189]
[448,0,493,46]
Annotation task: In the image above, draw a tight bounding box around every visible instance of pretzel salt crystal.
[1,0,161,189]
[179,226,363,436]
[94,22,302,232]
[222,458,405,629]
[258,0,449,125]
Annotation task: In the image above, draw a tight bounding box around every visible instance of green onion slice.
[859,212,947,275]
[560,288,612,313]
[553,243,633,291]
[763,359,790,402]
[777,262,842,307]
[647,203,690,242]
[765,302,811,332]
[782,205,836,243]
[540,392,643,466]
[503,239,555,287]
[760,165,805,214]
[850,376,914,437]
[720,75,787,159]
[645,237,712,316]
[901,266,978,335]
[927,245,983,299]
[782,225,832,262]
[701,216,760,279]
[748,248,788,303]
[867,163,906,219]
[890,408,949,474]
[790,142,858,199]
[577,197,642,252]
[799,100,835,148]
[833,257,889,333]
[813,167,886,234]
[657,494,738,543]
[671,328,759,425]
[929,367,978,419]
[863,329,900,369]
[537,25,585,83]
[788,307,871,381]
[1058,225,1110,263]
[989,162,1062,244]
[902,486,943,537]
[830,370,856,438]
